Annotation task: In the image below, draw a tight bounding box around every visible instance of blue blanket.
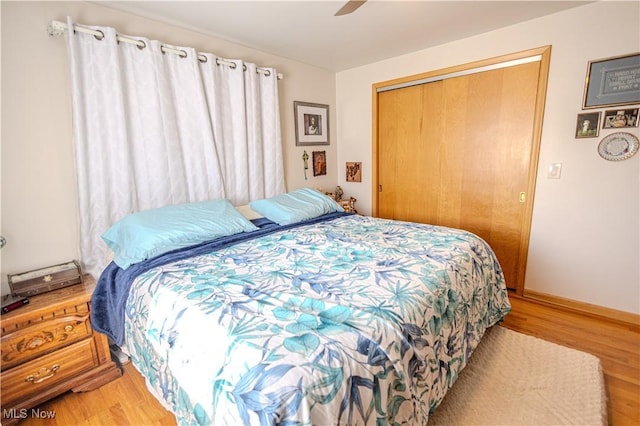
[91,212,350,345]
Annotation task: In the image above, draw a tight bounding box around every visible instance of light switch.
[547,163,562,179]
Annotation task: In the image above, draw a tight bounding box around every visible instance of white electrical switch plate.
[547,163,562,179]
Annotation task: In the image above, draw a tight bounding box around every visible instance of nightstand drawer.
[1,314,91,370]
[0,277,120,420]
[1,338,98,407]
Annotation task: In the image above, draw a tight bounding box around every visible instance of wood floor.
[15,294,640,425]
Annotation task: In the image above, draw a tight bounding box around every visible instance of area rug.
[428,326,607,425]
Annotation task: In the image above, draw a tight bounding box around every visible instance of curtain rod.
[47,20,283,80]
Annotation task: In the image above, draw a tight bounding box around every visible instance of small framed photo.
[346,162,362,182]
[583,53,640,109]
[312,151,327,176]
[294,101,330,146]
[575,112,601,138]
[602,108,639,129]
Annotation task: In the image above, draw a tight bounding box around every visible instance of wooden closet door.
[376,57,544,291]
[377,79,444,222]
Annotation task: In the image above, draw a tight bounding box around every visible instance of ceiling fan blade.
[334,0,367,16]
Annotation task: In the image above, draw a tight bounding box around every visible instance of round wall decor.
[597,132,639,161]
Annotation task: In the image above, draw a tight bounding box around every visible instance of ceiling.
[97,1,591,72]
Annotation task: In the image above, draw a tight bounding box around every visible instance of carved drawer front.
[1,338,98,408]
[1,314,91,371]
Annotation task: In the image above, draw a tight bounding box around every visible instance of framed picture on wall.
[602,108,639,128]
[575,112,601,138]
[346,162,362,182]
[582,53,640,109]
[312,151,327,176]
[294,101,330,146]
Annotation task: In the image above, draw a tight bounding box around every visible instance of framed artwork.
[346,162,362,182]
[583,53,640,109]
[602,108,639,129]
[312,151,327,176]
[575,112,601,138]
[294,101,330,146]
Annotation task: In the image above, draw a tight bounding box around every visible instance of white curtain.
[66,18,285,277]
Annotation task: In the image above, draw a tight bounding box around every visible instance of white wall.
[336,1,639,314]
[0,1,337,294]
[3,1,638,315]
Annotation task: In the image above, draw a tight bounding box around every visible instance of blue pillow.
[249,188,344,226]
[102,199,258,269]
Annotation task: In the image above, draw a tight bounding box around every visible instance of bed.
[91,189,511,425]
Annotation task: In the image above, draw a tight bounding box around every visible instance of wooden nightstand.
[1,276,121,423]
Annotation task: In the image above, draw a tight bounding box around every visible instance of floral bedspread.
[123,214,511,425]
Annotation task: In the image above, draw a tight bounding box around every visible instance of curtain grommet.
[136,40,146,50]
[93,30,105,41]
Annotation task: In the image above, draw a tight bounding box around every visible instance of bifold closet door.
[377,59,542,290]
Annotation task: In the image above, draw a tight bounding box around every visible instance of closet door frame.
[371,46,551,295]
